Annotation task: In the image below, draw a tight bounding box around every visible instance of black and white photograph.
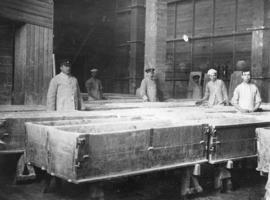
[0,0,270,199]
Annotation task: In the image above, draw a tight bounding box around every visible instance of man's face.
[209,73,217,81]
[60,64,71,75]
[147,70,155,79]
[91,71,97,77]
[193,77,200,84]
[242,71,251,83]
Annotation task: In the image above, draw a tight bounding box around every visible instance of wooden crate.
[256,127,270,173]
[26,120,207,183]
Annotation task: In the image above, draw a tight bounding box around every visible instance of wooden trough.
[25,119,208,183]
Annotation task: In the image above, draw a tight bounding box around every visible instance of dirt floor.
[0,165,267,200]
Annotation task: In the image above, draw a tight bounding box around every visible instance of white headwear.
[207,69,217,75]
[90,68,98,72]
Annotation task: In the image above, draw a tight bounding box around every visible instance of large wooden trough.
[25,118,208,183]
[24,110,270,184]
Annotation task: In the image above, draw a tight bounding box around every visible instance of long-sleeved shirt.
[231,82,262,110]
[140,77,159,102]
[47,72,82,111]
[187,81,202,99]
[85,77,103,100]
[204,79,228,106]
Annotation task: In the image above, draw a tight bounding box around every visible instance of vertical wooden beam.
[13,24,53,105]
[145,0,168,97]
[232,0,238,70]
[210,0,215,67]
[251,0,270,101]
[129,0,145,94]
[14,25,27,104]
[173,3,177,97]
[191,0,195,72]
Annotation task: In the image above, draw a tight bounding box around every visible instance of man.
[187,74,202,99]
[231,70,262,113]
[47,59,83,111]
[228,60,247,99]
[140,67,160,102]
[85,68,104,100]
[196,69,229,106]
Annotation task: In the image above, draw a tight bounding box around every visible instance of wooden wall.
[14,24,53,105]
[166,0,253,98]
[0,0,53,28]
[0,18,14,104]
[113,0,145,94]
[0,0,54,105]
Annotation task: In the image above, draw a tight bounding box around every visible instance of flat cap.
[59,59,71,67]
[145,67,155,73]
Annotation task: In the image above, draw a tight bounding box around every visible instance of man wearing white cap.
[85,68,104,100]
[196,69,229,106]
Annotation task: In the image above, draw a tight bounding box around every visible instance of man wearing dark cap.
[47,59,83,111]
[139,67,160,102]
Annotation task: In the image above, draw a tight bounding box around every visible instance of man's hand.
[88,96,96,101]
[195,100,203,105]
[225,100,230,106]
[142,95,148,102]
[240,108,250,113]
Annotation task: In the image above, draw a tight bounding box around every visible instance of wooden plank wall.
[13,24,53,105]
[113,0,145,94]
[0,0,53,29]
[166,0,253,98]
[0,19,14,105]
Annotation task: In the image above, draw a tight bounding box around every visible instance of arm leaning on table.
[221,80,229,105]
[140,79,148,102]
[196,83,210,105]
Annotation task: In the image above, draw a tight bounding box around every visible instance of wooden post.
[14,24,53,105]
[129,0,145,94]
[251,0,270,101]
[145,0,168,98]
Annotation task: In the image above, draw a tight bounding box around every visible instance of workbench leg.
[214,166,232,192]
[15,153,36,183]
[43,174,62,193]
[180,167,203,198]
[89,183,105,200]
[180,168,192,197]
[191,175,203,193]
[265,173,270,200]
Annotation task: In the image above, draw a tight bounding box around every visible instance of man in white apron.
[231,70,261,113]
[85,68,104,100]
[47,60,83,111]
[196,69,229,106]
